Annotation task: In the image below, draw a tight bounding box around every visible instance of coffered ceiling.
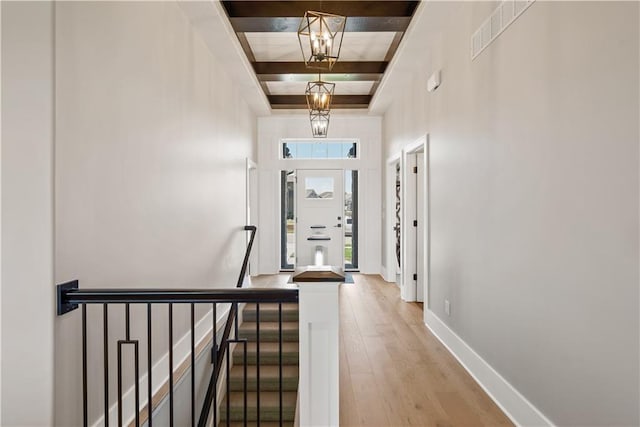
[220,1,420,110]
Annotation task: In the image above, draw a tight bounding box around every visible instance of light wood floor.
[252,274,513,427]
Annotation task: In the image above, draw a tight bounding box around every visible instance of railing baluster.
[120,303,130,427]
[279,303,283,427]
[191,303,196,427]
[147,303,153,427]
[212,303,217,427]
[169,304,174,427]
[104,303,110,427]
[234,302,239,338]
[243,341,247,427]
[82,304,88,427]
[256,303,260,426]
[125,303,130,340]
[118,341,123,427]
[226,341,231,427]
[134,341,140,427]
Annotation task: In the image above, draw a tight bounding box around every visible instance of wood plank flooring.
[251,274,513,427]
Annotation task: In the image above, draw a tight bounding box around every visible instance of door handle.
[335,224,342,228]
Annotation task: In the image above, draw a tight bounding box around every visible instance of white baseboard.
[92,304,231,427]
[424,309,554,427]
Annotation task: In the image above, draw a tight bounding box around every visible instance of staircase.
[220,303,299,426]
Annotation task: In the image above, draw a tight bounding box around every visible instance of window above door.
[282,140,357,160]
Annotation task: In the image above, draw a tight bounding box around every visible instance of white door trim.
[400,135,429,303]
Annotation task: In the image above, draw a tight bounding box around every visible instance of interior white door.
[402,153,417,301]
[416,153,425,302]
[295,169,344,268]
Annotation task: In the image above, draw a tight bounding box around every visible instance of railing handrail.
[236,225,257,288]
[60,287,298,305]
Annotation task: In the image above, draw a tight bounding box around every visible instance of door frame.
[400,135,429,303]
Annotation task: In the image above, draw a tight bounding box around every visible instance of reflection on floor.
[251,274,513,427]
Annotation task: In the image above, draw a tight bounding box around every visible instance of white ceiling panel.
[339,32,396,61]
[266,81,308,95]
[246,32,396,62]
[246,32,301,61]
[266,81,375,96]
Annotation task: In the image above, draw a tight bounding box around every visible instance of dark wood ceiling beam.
[235,33,257,62]
[253,61,387,75]
[222,1,419,18]
[384,32,405,62]
[268,94,371,108]
[258,73,382,82]
[228,17,412,32]
[272,104,368,109]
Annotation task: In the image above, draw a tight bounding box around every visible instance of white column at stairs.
[297,281,340,427]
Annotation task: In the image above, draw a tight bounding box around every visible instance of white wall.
[378,1,639,425]
[53,2,256,425]
[1,2,55,425]
[257,114,382,274]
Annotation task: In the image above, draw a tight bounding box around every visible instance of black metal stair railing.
[57,226,299,427]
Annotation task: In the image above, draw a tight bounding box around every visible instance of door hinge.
[413,273,417,281]
[413,166,418,174]
[413,220,417,227]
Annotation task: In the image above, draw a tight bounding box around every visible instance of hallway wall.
[1,2,55,424]
[379,1,639,425]
[53,2,256,425]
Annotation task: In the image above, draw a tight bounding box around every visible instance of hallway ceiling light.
[297,11,346,71]
[310,110,330,138]
[305,77,335,113]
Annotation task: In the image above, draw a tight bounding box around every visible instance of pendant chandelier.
[310,110,330,138]
[305,76,335,113]
[297,11,346,71]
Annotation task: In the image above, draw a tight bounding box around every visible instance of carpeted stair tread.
[243,303,298,322]
[229,364,299,391]
[220,391,297,422]
[243,303,299,313]
[238,322,299,342]
[232,341,299,365]
[227,423,294,427]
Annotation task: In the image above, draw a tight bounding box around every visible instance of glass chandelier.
[297,11,346,71]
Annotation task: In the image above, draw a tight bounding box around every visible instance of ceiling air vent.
[471,0,535,60]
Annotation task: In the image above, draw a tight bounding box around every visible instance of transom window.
[282,141,357,159]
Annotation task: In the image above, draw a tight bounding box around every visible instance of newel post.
[298,281,340,426]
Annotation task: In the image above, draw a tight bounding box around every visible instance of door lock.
[335,223,342,228]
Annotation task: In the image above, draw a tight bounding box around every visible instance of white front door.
[295,169,344,268]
